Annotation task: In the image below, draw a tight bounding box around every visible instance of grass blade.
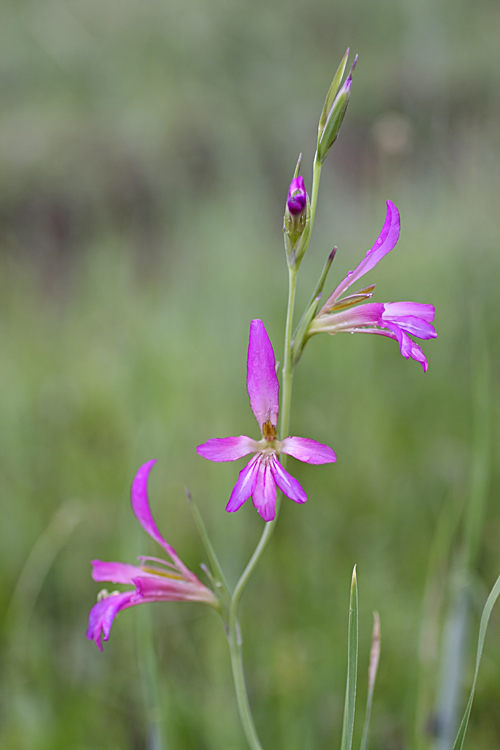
[340,566,358,750]
[451,572,500,750]
[359,612,380,750]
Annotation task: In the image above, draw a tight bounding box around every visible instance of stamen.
[262,420,277,441]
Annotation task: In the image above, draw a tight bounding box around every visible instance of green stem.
[227,265,299,750]
[228,613,264,750]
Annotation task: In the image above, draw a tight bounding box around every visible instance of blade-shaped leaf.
[340,566,358,750]
[451,571,500,750]
[360,612,380,750]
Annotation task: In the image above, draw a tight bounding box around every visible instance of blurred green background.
[1,0,499,748]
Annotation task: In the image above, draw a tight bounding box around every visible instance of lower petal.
[86,590,137,651]
[226,455,260,513]
[271,459,307,504]
[252,460,277,521]
[280,436,336,464]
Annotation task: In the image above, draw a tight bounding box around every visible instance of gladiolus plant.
[87,49,500,750]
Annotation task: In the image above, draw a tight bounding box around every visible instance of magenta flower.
[87,460,218,651]
[196,319,336,522]
[308,200,436,371]
[287,176,307,215]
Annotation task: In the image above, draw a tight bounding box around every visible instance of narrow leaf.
[451,572,500,750]
[360,612,381,750]
[185,489,231,601]
[291,247,337,365]
[340,566,359,750]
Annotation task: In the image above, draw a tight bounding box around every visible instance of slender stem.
[228,612,264,750]
[227,265,299,750]
[231,264,298,613]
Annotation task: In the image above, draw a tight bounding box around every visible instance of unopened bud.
[317,54,357,164]
[287,176,307,215]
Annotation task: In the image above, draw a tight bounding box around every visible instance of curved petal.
[131,461,190,576]
[322,201,400,310]
[86,591,137,651]
[247,320,280,429]
[226,454,261,513]
[251,458,277,521]
[280,436,336,464]
[407,339,429,372]
[91,560,144,585]
[383,301,435,322]
[385,322,413,358]
[270,458,307,504]
[196,436,258,462]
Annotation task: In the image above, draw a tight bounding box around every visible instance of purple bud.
[287,176,307,215]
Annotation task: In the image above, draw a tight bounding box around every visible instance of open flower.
[196,319,336,522]
[308,200,436,371]
[87,460,218,650]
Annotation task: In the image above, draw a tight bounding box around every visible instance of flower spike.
[197,320,336,521]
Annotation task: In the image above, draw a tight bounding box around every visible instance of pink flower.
[308,200,436,371]
[196,320,336,522]
[87,460,218,651]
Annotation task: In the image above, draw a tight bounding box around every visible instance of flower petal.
[86,591,137,651]
[270,458,307,504]
[91,560,144,585]
[407,339,429,372]
[226,455,261,513]
[280,437,337,464]
[383,301,435,322]
[247,320,280,429]
[384,313,436,340]
[251,459,277,521]
[131,460,192,578]
[196,436,258,462]
[322,200,400,310]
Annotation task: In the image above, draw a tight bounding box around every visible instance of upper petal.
[196,436,258,462]
[322,200,400,310]
[247,320,280,429]
[383,301,435,323]
[280,437,337,464]
[270,458,307,504]
[86,591,137,651]
[131,460,191,577]
[251,458,277,521]
[226,454,261,513]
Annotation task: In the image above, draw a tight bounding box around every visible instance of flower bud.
[284,173,310,268]
[287,176,307,215]
[317,54,357,165]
